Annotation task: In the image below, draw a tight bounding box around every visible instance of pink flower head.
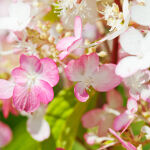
[82,89,124,138]
[0,122,12,148]
[0,54,59,112]
[56,16,83,60]
[65,53,122,102]
[109,128,137,150]
[113,98,138,133]
[56,148,64,150]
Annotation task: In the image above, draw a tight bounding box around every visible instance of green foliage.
[43,5,60,22]
[131,121,145,136]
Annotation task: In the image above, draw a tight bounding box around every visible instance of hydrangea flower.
[65,53,122,102]
[113,98,138,133]
[0,54,59,112]
[82,89,124,138]
[131,0,150,26]
[0,2,31,31]
[27,105,50,141]
[0,122,12,148]
[116,27,150,77]
[56,16,83,60]
[109,128,137,150]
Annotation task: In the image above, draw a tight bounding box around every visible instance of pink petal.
[74,16,82,38]
[107,89,123,109]
[84,133,96,145]
[13,84,40,112]
[92,64,122,92]
[39,58,59,87]
[116,56,140,78]
[98,113,115,136]
[59,51,69,60]
[56,37,76,51]
[74,83,89,102]
[67,38,83,53]
[65,60,84,82]
[109,128,136,150]
[12,67,27,85]
[2,99,11,119]
[0,122,12,148]
[127,98,138,113]
[81,109,102,128]
[0,79,14,99]
[113,112,130,131]
[20,54,42,74]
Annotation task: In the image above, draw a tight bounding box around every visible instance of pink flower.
[0,54,59,112]
[65,53,122,102]
[2,99,18,118]
[109,128,137,150]
[113,98,138,133]
[56,16,83,60]
[82,89,124,138]
[0,122,12,148]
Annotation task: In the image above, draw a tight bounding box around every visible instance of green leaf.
[45,87,77,142]
[143,143,150,150]
[72,141,86,150]
[57,92,97,150]
[131,121,145,136]
[43,5,60,22]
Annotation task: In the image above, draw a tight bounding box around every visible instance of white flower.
[141,126,150,140]
[124,70,150,100]
[116,27,150,77]
[0,2,31,31]
[131,0,150,26]
[27,105,50,141]
[54,0,98,29]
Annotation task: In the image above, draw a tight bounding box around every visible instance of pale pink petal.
[92,64,122,92]
[39,58,59,87]
[131,5,150,26]
[116,56,141,78]
[74,83,89,102]
[65,60,84,82]
[123,0,130,20]
[109,128,136,150]
[20,54,42,73]
[59,51,69,60]
[107,89,123,109]
[67,38,83,53]
[74,16,82,38]
[120,27,143,55]
[98,113,115,136]
[2,99,11,119]
[127,98,138,113]
[113,112,130,131]
[0,122,12,148]
[84,133,97,145]
[13,85,40,112]
[82,109,102,128]
[0,79,14,99]
[12,67,27,85]
[56,37,76,51]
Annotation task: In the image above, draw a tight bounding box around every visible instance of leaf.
[131,121,145,136]
[72,141,86,150]
[43,5,60,23]
[57,93,98,150]
[45,87,77,142]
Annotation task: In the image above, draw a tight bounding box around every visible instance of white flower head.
[54,0,98,29]
[0,2,31,31]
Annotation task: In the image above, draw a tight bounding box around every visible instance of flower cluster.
[1,0,150,149]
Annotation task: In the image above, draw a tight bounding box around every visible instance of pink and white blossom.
[113,98,138,132]
[65,53,122,102]
[0,54,59,112]
[56,16,84,60]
